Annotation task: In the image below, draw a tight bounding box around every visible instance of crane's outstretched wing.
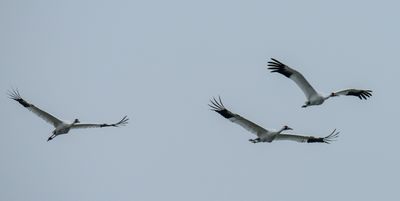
[267,58,318,100]
[209,96,268,136]
[332,89,372,100]
[274,129,339,144]
[8,89,63,128]
[71,116,129,129]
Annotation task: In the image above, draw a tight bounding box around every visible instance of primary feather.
[8,89,63,127]
[209,96,268,135]
[268,58,318,100]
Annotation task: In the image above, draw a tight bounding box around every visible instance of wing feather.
[209,96,268,136]
[333,89,372,100]
[71,116,129,129]
[274,129,339,143]
[267,58,318,100]
[8,89,63,127]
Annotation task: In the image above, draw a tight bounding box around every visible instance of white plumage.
[209,97,339,144]
[8,89,128,141]
[267,58,372,107]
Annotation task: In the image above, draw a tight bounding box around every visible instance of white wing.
[209,97,268,136]
[267,58,318,100]
[333,89,372,100]
[71,116,129,129]
[8,89,63,128]
[274,129,339,144]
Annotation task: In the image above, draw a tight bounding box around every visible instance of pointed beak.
[287,127,293,130]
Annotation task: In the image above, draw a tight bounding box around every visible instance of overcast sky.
[1,0,399,200]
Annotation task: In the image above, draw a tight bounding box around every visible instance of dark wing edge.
[348,89,373,100]
[208,96,235,119]
[307,129,340,144]
[267,58,295,78]
[334,89,372,100]
[267,58,319,99]
[8,88,31,107]
[8,88,63,127]
[208,96,269,135]
[100,115,129,128]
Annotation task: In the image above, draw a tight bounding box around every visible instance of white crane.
[267,58,372,108]
[8,89,129,141]
[209,97,339,143]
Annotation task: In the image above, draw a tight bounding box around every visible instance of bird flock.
[9,58,372,144]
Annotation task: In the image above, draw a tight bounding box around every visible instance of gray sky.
[1,0,399,200]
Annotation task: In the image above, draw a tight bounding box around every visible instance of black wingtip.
[307,129,339,144]
[209,96,235,119]
[266,58,293,78]
[100,116,129,128]
[307,138,325,143]
[323,129,340,144]
[8,88,30,107]
[346,89,373,100]
[116,115,129,127]
[270,58,282,64]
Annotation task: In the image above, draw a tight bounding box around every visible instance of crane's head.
[330,92,338,97]
[283,125,293,131]
[73,119,80,124]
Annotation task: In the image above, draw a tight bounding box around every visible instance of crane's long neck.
[270,127,289,141]
[323,94,333,101]
[277,127,286,134]
[71,119,80,126]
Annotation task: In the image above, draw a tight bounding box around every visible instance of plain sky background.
[1,0,399,200]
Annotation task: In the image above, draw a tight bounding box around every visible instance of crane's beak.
[286,127,293,130]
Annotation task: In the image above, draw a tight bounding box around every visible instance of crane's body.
[209,96,339,144]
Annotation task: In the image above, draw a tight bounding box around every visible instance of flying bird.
[209,97,339,143]
[267,58,372,107]
[8,89,129,141]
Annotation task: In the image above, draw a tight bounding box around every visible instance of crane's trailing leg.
[47,134,56,142]
[302,101,310,108]
[249,138,261,143]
